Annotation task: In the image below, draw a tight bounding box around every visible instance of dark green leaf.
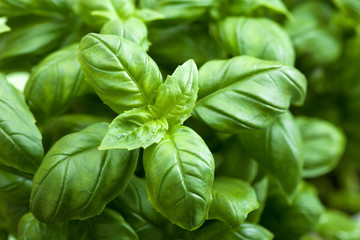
[154,59,199,125]
[194,221,274,240]
[208,177,259,226]
[78,33,162,114]
[30,123,139,222]
[0,74,43,174]
[143,126,215,230]
[100,17,150,51]
[193,56,307,132]
[295,117,346,178]
[74,208,138,240]
[100,106,168,150]
[239,112,303,198]
[217,17,295,65]
[24,44,89,122]
[18,212,68,240]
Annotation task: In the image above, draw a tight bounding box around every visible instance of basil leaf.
[74,208,138,240]
[30,123,139,223]
[194,221,274,240]
[208,177,259,226]
[143,126,215,230]
[0,17,10,34]
[0,0,70,17]
[285,1,342,66]
[316,209,360,240]
[154,59,199,125]
[100,17,150,51]
[0,166,32,236]
[247,177,269,223]
[74,0,135,29]
[295,117,346,178]
[78,33,163,114]
[193,56,307,133]
[217,17,295,65]
[239,112,303,198]
[0,74,43,174]
[227,0,290,17]
[18,212,68,240]
[261,183,324,239]
[24,44,89,122]
[111,176,173,240]
[100,106,168,150]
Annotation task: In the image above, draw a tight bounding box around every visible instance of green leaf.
[24,44,89,122]
[143,126,215,230]
[285,1,342,66]
[78,33,163,114]
[18,212,68,240]
[193,56,307,133]
[239,112,303,198]
[295,117,346,178]
[229,0,290,17]
[217,17,295,65]
[0,17,10,34]
[261,183,324,240]
[100,17,150,51]
[111,176,173,240]
[0,74,43,174]
[246,176,270,223]
[208,177,259,226]
[333,0,360,25]
[316,209,360,240]
[74,0,135,29]
[0,0,70,17]
[100,106,168,150]
[0,167,32,236]
[134,8,165,22]
[194,221,274,240]
[154,59,199,125]
[30,123,139,223]
[74,208,138,240]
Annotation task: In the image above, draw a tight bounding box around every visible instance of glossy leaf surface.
[239,112,303,198]
[208,177,259,226]
[0,74,43,174]
[24,44,89,121]
[18,212,68,240]
[194,221,273,240]
[78,33,162,113]
[217,17,295,65]
[295,117,346,178]
[154,59,198,125]
[30,123,138,222]
[100,106,168,150]
[193,56,307,133]
[143,126,215,230]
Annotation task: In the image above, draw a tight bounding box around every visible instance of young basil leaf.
[208,177,259,226]
[0,167,32,237]
[154,59,198,125]
[100,17,150,51]
[193,56,307,133]
[316,209,360,240]
[261,182,324,240]
[100,106,168,150]
[0,74,43,174]
[139,0,214,22]
[239,112,303,198]
[74,208,138,240]
[295,117,346,178]
[78,33,163,114]
[143,126,215,230]
[18,212,68,240]
[0,17,10,34]
[24,44,89,122]
[111,176,173,240]
[30,123,139,223]
[285,1,342,66]
[74,0,135,29]
[216,17,295,65]
[194,221,274,240]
